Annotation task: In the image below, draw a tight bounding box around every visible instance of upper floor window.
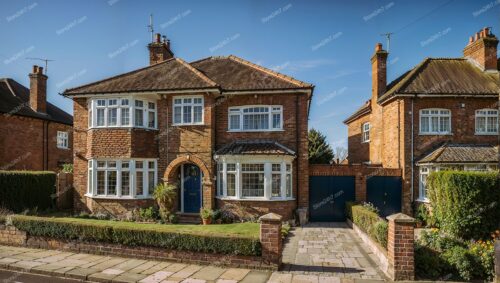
[420,109,451,134]
[475,109,498,135]
[362,122,370,142]
[228,105,283,131]
[89,97,157,129]
[57,131,69,149]
[173,96,203,125]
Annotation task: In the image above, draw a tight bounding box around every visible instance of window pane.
[272,113,281,129]
[218,164,223,196]
[286,173,292,197]
[440,117,450,132]
[227,173,236,196]
[135,161,144,169]
[229,115,240,130]
[108,99,118,106]
[96,109,105,126]
[431,117,439,132]
[421,117,429,132]
[122,171,130,196]
[193,106,202,123]
[97,99,106,106]
[227,163,236,171]
[194,98,202,104]
[122,161,129,169]
[107,171,117,195]
[148,111,155,128]
[242,173,264,197]
[136,172,143,196]
[272,174,281,197]
[121,108,130,126]
[148,171,155,195]
[97,171,105,195]
[135,100,143,108]
[135,109,143,126]
[243,114,269,130]
[272,164,281,171]
[108,108,117,126]
[174,106,182,124]
[183,106,192,123]
[148,102,155,110]
[242,164,265,171]
[121,99,129,106]
[174,98,182,104]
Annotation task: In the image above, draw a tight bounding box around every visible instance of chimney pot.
[155,33,161,43]
[32,65,38,73]
[484,27,490,36]
[37,66,43,74]
[469,36,474,44]
[375,43,383,52]
[475,32,480,41]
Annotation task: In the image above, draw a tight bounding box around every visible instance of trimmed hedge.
[0,171,56,212]
[346,202,388,248]
[11,215,261,256]
[427,171,500,240]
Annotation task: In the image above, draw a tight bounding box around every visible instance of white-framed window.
[420,109,451,134]
[88,97,157,129]
[87,159,157,199]
[57,131,69,149]
[216,157,294,200]
[173,96,204,125]
[228,105,283,131]
[362,122,370,142]
[418,167,429,201]
[475,109,498,135]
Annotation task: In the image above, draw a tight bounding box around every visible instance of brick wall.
[346,114,371,163]
[0,114,72,171]
[387,213,415,280]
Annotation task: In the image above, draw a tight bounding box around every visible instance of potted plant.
[200,207,213,225]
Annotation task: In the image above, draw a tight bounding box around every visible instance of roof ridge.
[174,58,219,87]
[227,55,313,88]
[63,57,177,94]
[190,56,214,65]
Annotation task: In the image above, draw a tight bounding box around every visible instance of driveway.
[269,222,386,282]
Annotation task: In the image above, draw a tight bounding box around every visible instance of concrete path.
[272,222,386,282]
[0,245,270,283]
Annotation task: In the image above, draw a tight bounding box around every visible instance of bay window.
[173,96,204,125]
[228,105,283,131]
[216,157,294,200]
[87,159,157,199]
[420,109,451,134]
[475,109,498,135]
[88,97,157,129]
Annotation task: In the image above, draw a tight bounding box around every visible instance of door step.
[176,213,201,224]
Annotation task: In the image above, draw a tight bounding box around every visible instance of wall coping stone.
[259,213,282,222]
[386,213,415,223]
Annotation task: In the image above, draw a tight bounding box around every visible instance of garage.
[309,176,355,222]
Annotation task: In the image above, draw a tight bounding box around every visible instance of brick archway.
[164,155,212,185]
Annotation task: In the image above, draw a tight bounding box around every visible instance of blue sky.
[1,0,499,149]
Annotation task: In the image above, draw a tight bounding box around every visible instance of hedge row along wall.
[346,202,388,248]
[11,215,261,256]
[427,171,500,240]
[0,171,56,212]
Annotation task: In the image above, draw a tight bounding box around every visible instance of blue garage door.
[309,176,355,222]
[366,176,402,217]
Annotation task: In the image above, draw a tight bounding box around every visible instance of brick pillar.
[386,213,415,281]
[259,213,282,266]
[495,240,500,283]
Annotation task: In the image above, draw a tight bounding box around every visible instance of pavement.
[0,223,388,282]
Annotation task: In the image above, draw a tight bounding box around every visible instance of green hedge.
[427,171,500,240]
[0,171,56,212]
[11,215,261,256]
[346,202,388,248]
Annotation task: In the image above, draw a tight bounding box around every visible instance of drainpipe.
[295,94,300,209]
[410,98,414,203]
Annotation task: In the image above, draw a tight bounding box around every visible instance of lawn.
[12,215,260,239]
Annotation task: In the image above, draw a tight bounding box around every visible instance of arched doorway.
[181,163,202,213]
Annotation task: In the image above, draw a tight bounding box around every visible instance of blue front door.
[183,164,201,213]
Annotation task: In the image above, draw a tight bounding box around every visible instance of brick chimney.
[148,33,174,65]
[371,43,388,101]
[463,27,499,71]
[29,65,47,113]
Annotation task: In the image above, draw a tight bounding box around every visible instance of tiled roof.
[0,78,73,125]
[416,143,498,164]
[343,100,371,124]
[63,55,313,96]
[63,58,218,95]
[191,55,312,91]
[215,140,296,156]
[379,58,500,103]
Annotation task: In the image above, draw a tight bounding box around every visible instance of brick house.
[63,34,312,220]
[344,27,499,214]
[0,66,73,171]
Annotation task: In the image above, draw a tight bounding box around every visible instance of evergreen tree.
[308,128,334,164]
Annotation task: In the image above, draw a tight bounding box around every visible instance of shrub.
[153,183,177,222]
[443,245,478,281]
[371,221,388,248]
[61,164,73,173]
[427,171,500,240]
[346,202,388,248]
[415,243,448,279]
[200,207,213,220]
[138,207,159,222]
[0,171,56,212]
[11,215,261,256]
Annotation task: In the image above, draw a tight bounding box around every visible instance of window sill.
[57,147,70,150]
[216,196,295,201]
[418,133,452,136]
[416,198,430,203]
[227,129,285,133]
[89,126,158,131]
[85,194,153,200]
[172,123,205,127]
[474,132,499,136]
[361,140,370,143]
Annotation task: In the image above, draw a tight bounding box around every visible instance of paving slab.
[219,268,250,281]
[112,272,148,283]
[65,267,102,280]
[191,266,226,281]
[239,271,271,283]
[140,270,174,283]
[9,260,46,271]
[170,264,201,279]
[268,273,292,283]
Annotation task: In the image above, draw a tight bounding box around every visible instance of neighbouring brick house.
[63,34,312,220]
[344,27,499,214]
[0,66,73,171]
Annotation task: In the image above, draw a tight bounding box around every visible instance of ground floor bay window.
[418,163,498,202]
[87,159,157,199]
[216,156,294,200]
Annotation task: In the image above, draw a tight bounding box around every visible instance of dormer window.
[228,105,283,132]
[88,97,157,130]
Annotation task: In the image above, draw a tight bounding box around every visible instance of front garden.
[415,170,500,281]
